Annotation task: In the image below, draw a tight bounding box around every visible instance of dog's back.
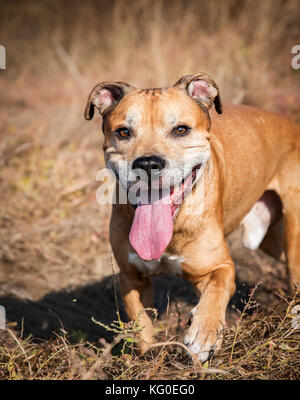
[210,104,299,232]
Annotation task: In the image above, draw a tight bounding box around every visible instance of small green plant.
[69,329,88,344]
[229,281,261,362]
[91,307,158,356]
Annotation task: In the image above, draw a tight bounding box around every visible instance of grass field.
[0,0,299,379]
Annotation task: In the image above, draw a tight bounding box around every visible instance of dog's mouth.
[129,164,202,261]
[130,164,202,210]
[169,163,202,214]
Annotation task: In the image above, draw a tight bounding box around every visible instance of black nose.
[132,155,166,176]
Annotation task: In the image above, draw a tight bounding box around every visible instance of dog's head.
[85,73,222,199]
[85,73,222,260]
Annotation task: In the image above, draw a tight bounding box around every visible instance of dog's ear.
[84,82,136,120]
[173,73,222,114]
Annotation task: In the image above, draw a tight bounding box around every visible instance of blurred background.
[0,0,299,341]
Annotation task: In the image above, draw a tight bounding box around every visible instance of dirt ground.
[0,225,290,344]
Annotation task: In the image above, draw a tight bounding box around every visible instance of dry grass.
[0,0,300,380]
[1,0,300,111]
[0,291,299,380]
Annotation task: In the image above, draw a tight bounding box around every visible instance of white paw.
[184,309,224,363]
[291,304,300,330]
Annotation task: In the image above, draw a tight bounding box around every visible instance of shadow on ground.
[0,274,196,343]
[0,229,289,344]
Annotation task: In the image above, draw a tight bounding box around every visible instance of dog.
[85,73,300,362]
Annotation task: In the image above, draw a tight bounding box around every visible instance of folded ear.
[173,73,222,114]
[84,81,136,120]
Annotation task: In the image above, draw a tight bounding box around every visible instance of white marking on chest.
[128,252,184,276]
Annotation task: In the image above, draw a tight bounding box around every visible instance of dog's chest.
[128,252,184,276]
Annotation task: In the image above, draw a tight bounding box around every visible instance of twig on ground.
[7,328,32,377]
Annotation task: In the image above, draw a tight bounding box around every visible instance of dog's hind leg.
[241,190,283,253]
[282,206,300,293]
[259,214,285,261]
[277,146,300,293]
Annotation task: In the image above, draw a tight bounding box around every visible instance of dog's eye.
[173,125,190,137]
[116,127,131,139]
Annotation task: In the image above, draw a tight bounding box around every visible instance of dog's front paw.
[184,308,225,363]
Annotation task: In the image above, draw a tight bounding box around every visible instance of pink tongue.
[129,198,173,261]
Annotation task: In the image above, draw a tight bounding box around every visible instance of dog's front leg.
[110,205,154,354]
[119,270,154,354]
[184,264,235,363]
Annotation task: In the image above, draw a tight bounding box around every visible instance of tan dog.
[85,73,300,362]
